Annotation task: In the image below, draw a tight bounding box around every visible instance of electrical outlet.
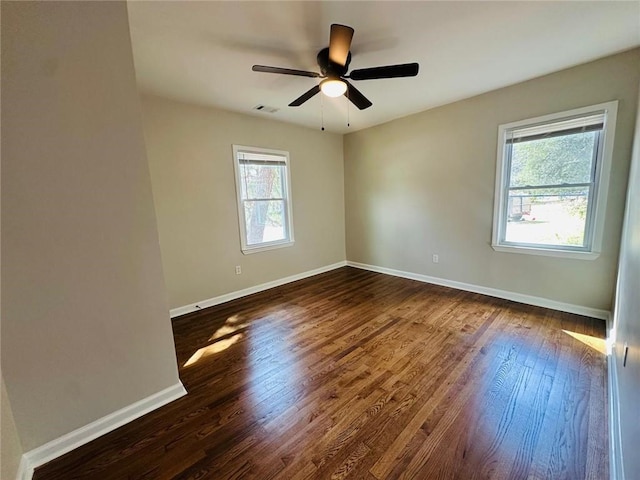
[432,254,439,264]
[235,265,242,275]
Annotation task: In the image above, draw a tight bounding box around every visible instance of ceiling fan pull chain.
[347,90,350,128]
[321,93,325,131]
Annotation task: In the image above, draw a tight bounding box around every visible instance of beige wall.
[1,1,180,451]
[1,375,22,480]
[344,49,640,311]
[613,82,640,479]
[140,95,345,309]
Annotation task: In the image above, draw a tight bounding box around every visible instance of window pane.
[243,200,286,245]
[509,130,598,187]
[239,164,284,199]
[504,186,590,247]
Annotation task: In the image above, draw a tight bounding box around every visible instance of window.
[233,145,294,254]
[492,101,618,259]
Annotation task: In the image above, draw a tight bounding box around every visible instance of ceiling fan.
[252,24,419,110]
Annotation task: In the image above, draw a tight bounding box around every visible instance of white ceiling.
[127,1,640,134]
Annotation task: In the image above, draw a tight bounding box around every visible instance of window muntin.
[492,102,618,258]
[233,145,294,254]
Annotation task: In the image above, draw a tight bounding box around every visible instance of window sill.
[242,240,294,255]
[491,244,600,260]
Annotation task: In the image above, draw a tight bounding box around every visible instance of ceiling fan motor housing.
[317,47,351,78]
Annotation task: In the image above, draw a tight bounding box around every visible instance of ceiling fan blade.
[252,65,320,78]
[350,63,419,80]
[329,24,354,67]
[344,81,372,110]
[289,85,321,107]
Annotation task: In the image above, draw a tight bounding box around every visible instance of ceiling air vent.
[253,104,279,114]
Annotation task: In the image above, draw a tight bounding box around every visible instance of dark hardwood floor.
[34,267,608,479]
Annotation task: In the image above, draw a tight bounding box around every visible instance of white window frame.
[491,101,618,260]
[232,145,294,254]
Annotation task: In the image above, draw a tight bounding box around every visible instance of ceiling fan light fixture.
[320,78,347,97]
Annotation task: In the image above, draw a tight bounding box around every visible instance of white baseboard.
[18,382,187,480]
[608,346,624,480]
[15,261,612,480]
[607,313,624,480]
[170,261,348,318]
[346,261,610,320]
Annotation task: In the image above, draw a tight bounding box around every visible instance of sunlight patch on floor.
[184,334,243,367]
[562,330,606,355]
[208,322,248,341]
[184,315,249,367]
